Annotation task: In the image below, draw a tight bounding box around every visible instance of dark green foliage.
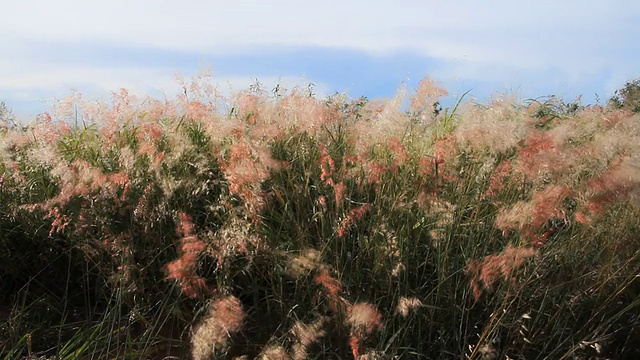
[609,78,640,113]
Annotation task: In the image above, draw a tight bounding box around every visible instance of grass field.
[1,74,639,359]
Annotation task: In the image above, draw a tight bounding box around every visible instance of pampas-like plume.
[191,296,246,360]
[347,302,383,358]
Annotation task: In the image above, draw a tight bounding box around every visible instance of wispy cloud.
[2,0,638,118]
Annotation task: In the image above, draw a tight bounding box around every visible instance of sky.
[1,0,639,121]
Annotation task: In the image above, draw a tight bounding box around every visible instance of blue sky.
[1,0,639,121]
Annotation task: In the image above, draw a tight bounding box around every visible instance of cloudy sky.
[1,0,638,120]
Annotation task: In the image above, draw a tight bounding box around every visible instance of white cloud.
[0,0,639,58]
[1,0,638,117]
[3,0,637,70]
[0,67,172,92]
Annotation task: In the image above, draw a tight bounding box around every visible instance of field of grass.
[1,74,639,359]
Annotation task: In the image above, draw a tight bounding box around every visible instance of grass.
[1,73,640,359]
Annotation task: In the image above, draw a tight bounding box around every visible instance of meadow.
[1,73,639,359]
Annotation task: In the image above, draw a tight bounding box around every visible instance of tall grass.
[1,73,639,359]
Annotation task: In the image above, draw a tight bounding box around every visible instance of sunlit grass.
[1,73,639,359]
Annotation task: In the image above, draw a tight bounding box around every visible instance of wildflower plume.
[191,296,246,360]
